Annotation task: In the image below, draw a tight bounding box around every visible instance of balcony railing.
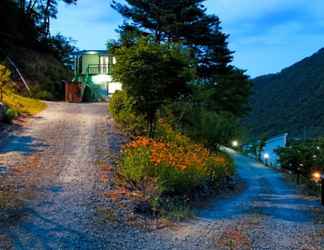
[87,64,111,75]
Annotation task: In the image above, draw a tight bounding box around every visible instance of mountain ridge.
[244,47,324,139]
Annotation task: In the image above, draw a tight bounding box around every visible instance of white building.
[261,133,288,167]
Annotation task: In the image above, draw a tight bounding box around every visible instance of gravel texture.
[0,102,323,250]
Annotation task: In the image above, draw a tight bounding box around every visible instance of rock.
[0,102,6,122]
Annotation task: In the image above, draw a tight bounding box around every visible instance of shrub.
[119,134,234,204]
[3,108,17,123]
[0,64,11,102]
[3,90,47,115]
[109,90,146,135]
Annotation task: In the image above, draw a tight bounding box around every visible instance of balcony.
[87,64,111,75]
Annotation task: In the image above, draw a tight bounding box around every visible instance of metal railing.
[87,64,110,75]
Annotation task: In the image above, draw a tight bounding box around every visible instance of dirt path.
[0,102,169,249]
[0,102,323,250]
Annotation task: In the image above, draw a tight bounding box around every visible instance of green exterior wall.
[81,54,100,75]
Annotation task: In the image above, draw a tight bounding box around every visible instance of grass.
[3,90,47,115]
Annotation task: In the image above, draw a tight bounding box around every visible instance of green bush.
[109,90,146,135]
[156,164,206,195]
[3,108,18,123]
[159,97,242,150]
[120,146,153,183]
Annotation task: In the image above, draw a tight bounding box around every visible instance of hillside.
[7,47,73,100]
[0,0,76,101]
[244,48,324,139]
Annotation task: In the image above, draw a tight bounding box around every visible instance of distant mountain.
[244,48,324,139]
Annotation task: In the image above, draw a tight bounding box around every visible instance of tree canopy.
[112,38,193,136]
[111,0,251,117]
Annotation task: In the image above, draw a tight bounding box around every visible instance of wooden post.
[296,172,300,185]
[321,178,324,206]
[65,81,69,102]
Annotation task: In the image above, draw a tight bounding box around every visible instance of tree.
[276,139,324,177]
[46,33,78,69]
[112,0,251,117]
[111,0,232,72]
[112,39,193,136]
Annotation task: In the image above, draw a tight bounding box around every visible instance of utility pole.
[321,177,324,206]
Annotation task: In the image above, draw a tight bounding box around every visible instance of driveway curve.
[0,102,323,250]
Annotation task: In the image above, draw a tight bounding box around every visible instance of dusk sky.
[52,0,324,77]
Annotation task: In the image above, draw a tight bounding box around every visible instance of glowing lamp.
[264,153,270,160]
[232,140,239,148]
[313,171,322,181]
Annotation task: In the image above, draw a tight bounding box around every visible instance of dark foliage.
[112,39,193,136]
[244,48,324,139]
[276,138,324,177]
[0,0,78,100]
[111,0,251,118]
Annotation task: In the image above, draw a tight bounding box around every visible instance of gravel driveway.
[0,102,323,250]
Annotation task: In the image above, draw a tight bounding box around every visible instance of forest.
[245,48,324,139]
[0,0,77,100]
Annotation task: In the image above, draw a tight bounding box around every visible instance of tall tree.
[112,0,233,72]
[112,0,251,117]
[112,39,193,136]
[40,0,77,38]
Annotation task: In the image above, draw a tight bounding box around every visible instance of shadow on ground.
[0,131,48,155]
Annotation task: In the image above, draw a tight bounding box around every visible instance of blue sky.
[52,0,324,77]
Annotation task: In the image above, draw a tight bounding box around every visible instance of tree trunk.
[43,0,52,37]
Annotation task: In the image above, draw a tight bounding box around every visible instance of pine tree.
[112,0,251,117]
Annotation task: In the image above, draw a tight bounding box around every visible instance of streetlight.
[232,140,239,148]
[312,171,324,206]
[264,153,270,166]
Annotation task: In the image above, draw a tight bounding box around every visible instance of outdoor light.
[312,171,324,206]
[232,140,239,148]
[264,153,270,160]
[87,51,98,55]
[313,171,322,182]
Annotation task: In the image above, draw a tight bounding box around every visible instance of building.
[74,50,122,99]
[261,133,288,167]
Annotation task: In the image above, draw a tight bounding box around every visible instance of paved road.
[168,149,324,249]
[0,102,323,250]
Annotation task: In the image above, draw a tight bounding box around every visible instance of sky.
[52,0,324,77]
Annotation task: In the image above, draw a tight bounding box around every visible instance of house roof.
[75,50,109,56]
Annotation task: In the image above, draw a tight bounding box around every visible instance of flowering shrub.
[120,134,234,197]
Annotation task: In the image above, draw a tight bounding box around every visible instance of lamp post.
[264,153,270,166]
[313,171,324,206]
[296,164,303,185]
